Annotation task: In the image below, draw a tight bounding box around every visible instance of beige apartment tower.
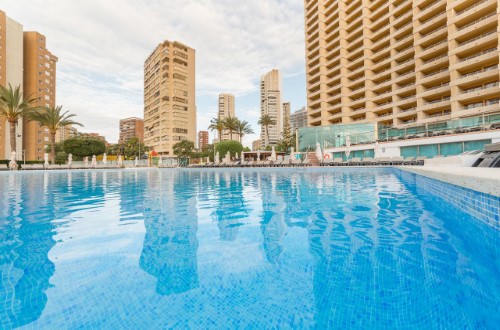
[304,0,500,127]
[144,40,196,156]
[260,69,283,147]
[0,11,24,160]
[23,31,58,161]
[218,93,236,141]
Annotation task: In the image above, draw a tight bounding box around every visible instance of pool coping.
[397,166,500,198]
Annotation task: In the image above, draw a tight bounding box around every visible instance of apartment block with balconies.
[143,40,196,155]
[304,0,500,129]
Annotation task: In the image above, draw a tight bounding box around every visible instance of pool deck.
[399,166,500,197]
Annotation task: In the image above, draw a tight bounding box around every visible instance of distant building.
[81,132,107,144]
[252,139,261,151]
[144,40,196,156]
[260,69,282,148]
[56,125,77,143]
[198,130,209,149]
[218,93,236,141]
[290,107,308,131]
[119,117,144,144]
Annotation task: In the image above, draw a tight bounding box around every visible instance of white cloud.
[2,0,305,143]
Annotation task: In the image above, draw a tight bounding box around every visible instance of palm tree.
[0,84,37,157]
[28,106,83,164]
[222,116,238,141]
[208,117,225,142]
[235,119,254,142]
[258,114,276,147]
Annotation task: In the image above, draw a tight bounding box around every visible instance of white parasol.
[117,155,123,166]
[68,153,73,167]
[374,141,380,159]
[215,151,220,165]
[102,153,107,165]
[270,146,277,162]
[91,155,97,167]
[315,142,322,161]
[9,151,17,170]
[43,153,49,168]
[345,134,351,160]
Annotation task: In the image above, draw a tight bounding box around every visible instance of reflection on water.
[0,169,498,328]
[139,171,199,295]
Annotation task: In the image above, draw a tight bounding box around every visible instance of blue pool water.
[0,168,498,329]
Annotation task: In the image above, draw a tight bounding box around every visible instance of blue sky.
[2,0,307,147]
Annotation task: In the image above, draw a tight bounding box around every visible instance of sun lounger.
[391,156,404,165]
[280,159,290,167]
[350,157,362,166]
[322,158,333,166]
[290,159,302,167]
[361,157,376,166]
[377,157,392,165]
[273,160,282,167]
[301,159,311,166]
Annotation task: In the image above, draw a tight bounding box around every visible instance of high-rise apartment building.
[55,125,77,143]
[218,93,236,141]
[0,11,23,160]
[197,130,209,149]
[260,69,282,147]
[144,40,196,156]
[252,139,262,151]
[291,106,308,131]
[304,0,500,127]
[23,31,58,161]
[119,117,144,144]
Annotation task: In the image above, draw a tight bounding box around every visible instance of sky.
[1,0,307,147]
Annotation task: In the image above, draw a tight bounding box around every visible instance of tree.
[258,114,276,147]
[208,117,224,142]
[222,115,238,141]
[276,115,294,152]
[63,137,106,158]
[106,144,121,156]
[123,137,149,160]
[235,119,254,143]
[215,140,243,161]
[28,106,83,164]
[0,84,37,158]
[243,147,251,152]
[173,140,195,158]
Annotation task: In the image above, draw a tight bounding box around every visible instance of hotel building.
[197,130,209,149]
[0,11,23,160]
[218,93,236,141]
[260,69,283,147]
[23,31,58,161]
[144,40,196,156]
[119,117,144,144]
[304,0,500,127]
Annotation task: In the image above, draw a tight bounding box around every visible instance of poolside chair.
[262,160,272,167]
[361,157,376,166]
[301,158,311,167]
[331,158,343,166]
[377,157,392,166]
[322,158,333,166]
[402,157,415,165]
[390,156,404,165]
[290,159,302,167]
[350,157,362,166]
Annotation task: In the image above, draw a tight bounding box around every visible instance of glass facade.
[298,123,377,151]
[400,139,492,158]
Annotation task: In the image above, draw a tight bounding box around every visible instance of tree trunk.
[50,132,56,164]
[265,126,270,147]
[9,120,16,157]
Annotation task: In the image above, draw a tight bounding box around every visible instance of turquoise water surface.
[0,168,498,329]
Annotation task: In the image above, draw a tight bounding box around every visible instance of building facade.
[260,69,283,147]
[144,40,196,156]
[55,125,77,143]
[119,117,144,144]
[23,31,58,161]
[197,130,209,149]
[0,11,23,160]
[252,139,261,151]
[218,93,236,141]
[291,106,308,131]
[304,0,500,128]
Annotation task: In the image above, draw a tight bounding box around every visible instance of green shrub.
[214,140,243,161]
[63,137,106,157]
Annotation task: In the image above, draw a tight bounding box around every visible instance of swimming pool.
[0,168,498,328]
